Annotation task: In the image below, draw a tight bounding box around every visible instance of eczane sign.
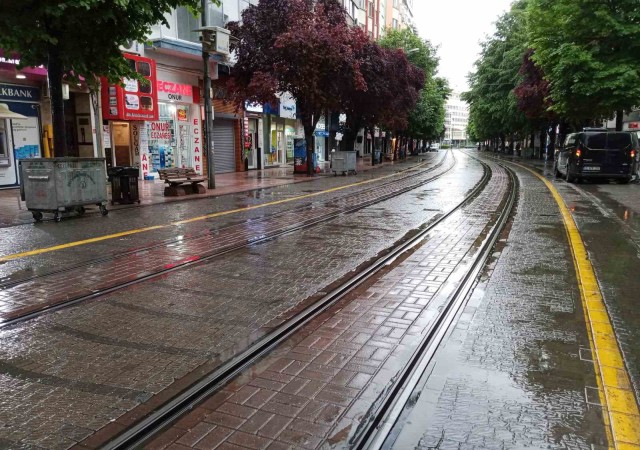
[157,81,194,103]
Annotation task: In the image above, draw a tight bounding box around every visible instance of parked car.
[555,130,638,183]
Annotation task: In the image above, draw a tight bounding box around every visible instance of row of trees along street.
[0,0,449,176]
[465,0,640,156]
[228,0,449,175]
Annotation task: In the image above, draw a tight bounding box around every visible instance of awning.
[0,103,27,119]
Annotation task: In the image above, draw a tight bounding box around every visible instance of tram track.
[0,155,443,289]
[351,164,517,450]
[98,158,504,449]
[0,152,457,328]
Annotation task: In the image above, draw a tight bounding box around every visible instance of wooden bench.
[157,168,207,196]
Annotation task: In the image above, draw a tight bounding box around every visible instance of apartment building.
[443,92,470,146]
[385,0,413,31]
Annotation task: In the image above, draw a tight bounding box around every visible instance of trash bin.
[373,151,382,164]
[331,151,357,175]
[20,157,108,222]
[108,166,140,205]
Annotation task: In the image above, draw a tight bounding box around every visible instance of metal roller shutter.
[211,120,236,173]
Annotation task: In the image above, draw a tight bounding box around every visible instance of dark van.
[555,130,639,183]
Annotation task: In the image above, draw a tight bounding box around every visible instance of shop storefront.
[146,80,202,176]
[0,83,42,188]
[314,115,329,163]
[244,102,264,170]
[101,54,159,176]
[262,93,302,167]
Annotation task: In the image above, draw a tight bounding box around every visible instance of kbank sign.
[0,83,41,102]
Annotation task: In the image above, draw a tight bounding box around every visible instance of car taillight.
[631,149,636,158]
[575,149,582,157]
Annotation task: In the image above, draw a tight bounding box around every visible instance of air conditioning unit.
[120,40,142,55]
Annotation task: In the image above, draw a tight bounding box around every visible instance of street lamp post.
[201,0,216,189]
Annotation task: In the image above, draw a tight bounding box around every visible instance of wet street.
[0,150,638,450]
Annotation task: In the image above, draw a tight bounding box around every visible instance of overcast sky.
[413,0,514,93]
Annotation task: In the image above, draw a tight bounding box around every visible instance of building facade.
[443,92,469,147]
[385,0,413,31]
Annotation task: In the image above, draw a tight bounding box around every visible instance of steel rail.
[0,154,446,290]
[350,163,518,450]
[0,153,458,329]
[101,158,494,450]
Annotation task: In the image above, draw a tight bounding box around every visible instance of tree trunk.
[500,134,506,153]
[616,110,624,131]
[368,126,376,166]
[48,45,67,157]
[539,129,547,160]
[549,124,557,160]
[299,108,319,176]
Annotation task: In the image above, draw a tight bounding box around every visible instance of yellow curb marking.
[514,162,640,449]
[1,158,441,262]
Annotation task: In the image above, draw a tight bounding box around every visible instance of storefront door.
[248,119,258,169]
[112,122,132,166]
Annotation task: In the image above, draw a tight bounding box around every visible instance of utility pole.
[201,0,216,189]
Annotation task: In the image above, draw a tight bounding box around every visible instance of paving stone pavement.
[485,152,640,402]
[388,159,610,449]
[0,153,483,449]
[0,154,455,321]
[0,156,438,281]
[143,160,510,450]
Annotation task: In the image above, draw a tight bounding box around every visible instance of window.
[369,1,374,16]
[606,133,632,150]
[392,18,398,28]
[585,133,606,149]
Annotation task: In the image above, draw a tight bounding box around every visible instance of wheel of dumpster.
[32,211,43,222]
[54,212,62,223]
[99,205,109,216]
[76,206,86,216]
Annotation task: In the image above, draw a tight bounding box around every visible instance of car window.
[564,134,576,147]
[585,133,607,149]
[606,133,632,150]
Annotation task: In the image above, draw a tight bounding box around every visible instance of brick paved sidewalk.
[390,159,610,449]
[0,157,391,228]
[142,161,510,450]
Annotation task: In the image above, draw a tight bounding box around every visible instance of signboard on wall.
[101,54,159,121]
[279,92,296,119]
[157,81,194,103]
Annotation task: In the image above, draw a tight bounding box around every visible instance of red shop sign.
[101,54,159,121]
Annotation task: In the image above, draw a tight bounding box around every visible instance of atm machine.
[0,103,27,188]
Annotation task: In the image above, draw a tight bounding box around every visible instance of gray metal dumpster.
[20,157,108,222]
[331,151,357,176]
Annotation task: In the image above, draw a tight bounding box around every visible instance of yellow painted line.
[513,162,640,449]
[0,158,440,262]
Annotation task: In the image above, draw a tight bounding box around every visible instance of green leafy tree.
[528,0,640,128]
[379,28,445,153]
[0,0,213,156]
[463,0,529,149]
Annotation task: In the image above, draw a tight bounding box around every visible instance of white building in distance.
[443,91,469,146]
